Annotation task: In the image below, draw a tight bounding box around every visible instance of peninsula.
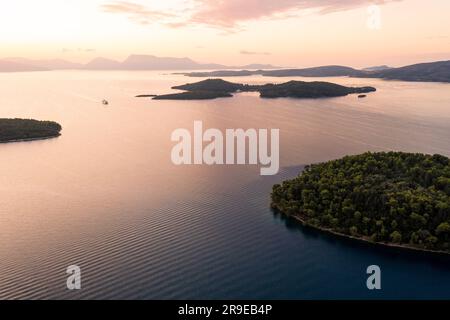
[271,152,450,254]
[142,79,376,100]
[181,60,450,83]
[0,118,62,143]
[181,65,359,78]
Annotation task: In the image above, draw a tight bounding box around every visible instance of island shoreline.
[0,133,61,144]
[274,209,450,257]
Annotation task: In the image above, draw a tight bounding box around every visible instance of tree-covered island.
[0,118,62,143]
[139,79,376,100]
[271,152,450,254]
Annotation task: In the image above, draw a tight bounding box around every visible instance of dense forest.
[172,79,246,92]
[257,81,375,98]
[146,79,376,100]
[0,118,62,142]
[271,152,450,253]
[153,90,233,100]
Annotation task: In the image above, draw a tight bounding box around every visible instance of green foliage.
[271,152,450,252]
[172,79,245,93]
[0,118,62,142]
[436,222,450,235]
[258,81,375,98]
[154,78,376,100]
[390,231,402,243]
[153,90,233,100]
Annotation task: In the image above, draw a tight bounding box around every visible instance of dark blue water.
[31,165,448,300]
[1,73,450,299]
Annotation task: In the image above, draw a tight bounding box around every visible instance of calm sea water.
[0,71,450,299]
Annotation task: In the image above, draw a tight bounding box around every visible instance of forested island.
[257,81,375,98]
[135,94,157,98]
[153,91,233,100]
[143,79,375,100]
[0,118,62,143]
[181,60,450,83]
[271,152,450,254]
[181,66,360,78]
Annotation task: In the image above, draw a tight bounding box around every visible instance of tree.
[436,222,450,235]
[390,231,402,244]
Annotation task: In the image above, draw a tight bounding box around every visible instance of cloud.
[101,1,177,25]
[62,48,96,53]
[101,0,401,29]
[240,50,271,55]
[189,0,400,28]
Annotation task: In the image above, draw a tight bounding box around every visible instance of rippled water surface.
[1,71,450,299]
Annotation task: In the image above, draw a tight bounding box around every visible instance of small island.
[153,91,233,100]
[0,118,62,143]
[271,152,450,254]
[257,81,375,98]
[135,94,157,98]
[141,79,376,100]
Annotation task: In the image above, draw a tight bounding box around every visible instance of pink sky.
[0,0,449,67]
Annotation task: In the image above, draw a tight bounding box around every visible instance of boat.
[102,99,109,105]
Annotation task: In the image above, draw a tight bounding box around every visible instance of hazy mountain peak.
[362,65,392,72]
[0,60,48,72]
[121,54,200,70]
[85,57,122,69]
[2,57,81,70]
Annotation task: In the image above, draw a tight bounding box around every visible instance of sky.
[0,0,449,68]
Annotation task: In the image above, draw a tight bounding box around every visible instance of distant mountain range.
[3,57,83,70]
[183,60,450,83]
[362,65,392,72]
[1,55,449,83]
[0,54,279,72]
[184,65,358,77]
[355,60,450,82]
[0,60,47,72]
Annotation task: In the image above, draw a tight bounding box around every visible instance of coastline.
[274,207,450,256]
[0,133,61,144]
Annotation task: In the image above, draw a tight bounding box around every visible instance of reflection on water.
[0,71,450,299]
